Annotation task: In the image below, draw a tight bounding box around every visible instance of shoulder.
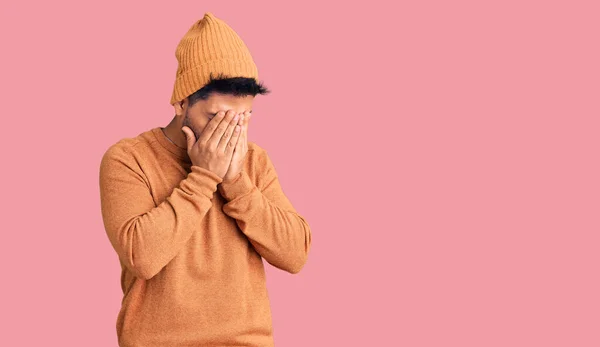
[100,138,138,167]
[100,128,155,165]
[246,142,278,190]
[247,141,265,156]
[99,130,153,178]
[99,139,151,189]
[247,141,272,168]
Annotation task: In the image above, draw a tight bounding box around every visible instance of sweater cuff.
[181,165,223,198]
[218,170,255,201]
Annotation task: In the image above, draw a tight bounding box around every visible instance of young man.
[99,12,312,347]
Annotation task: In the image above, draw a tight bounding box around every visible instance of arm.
[217,149,312,274]
[99,144,222,280]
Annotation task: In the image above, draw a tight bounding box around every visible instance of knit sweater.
[98,126,311,347]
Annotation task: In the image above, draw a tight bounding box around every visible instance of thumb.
[181,126,195,150]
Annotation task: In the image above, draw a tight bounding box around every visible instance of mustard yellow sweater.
[98,126,312,346]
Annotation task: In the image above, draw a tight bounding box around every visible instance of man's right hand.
[181,109,242,179]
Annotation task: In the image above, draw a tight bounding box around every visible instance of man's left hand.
[223,110,251,182]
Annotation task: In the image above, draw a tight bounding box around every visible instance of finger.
[208,109,237,149]
[245,112,251,138]
[236,116,246,151]
[225,123,242,156]
[218,112,241,152]
[198,110,227,143]
[242,112,249,143]
[181,126,195,151]
[237,126,246,157]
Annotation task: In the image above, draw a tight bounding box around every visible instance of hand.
[181,109,242,179]
[223,110,251,182]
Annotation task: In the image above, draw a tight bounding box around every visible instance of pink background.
[1,0,599,346]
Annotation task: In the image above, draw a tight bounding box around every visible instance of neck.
[162,116,187,149]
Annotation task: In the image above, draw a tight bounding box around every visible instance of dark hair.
[187,72,270,107]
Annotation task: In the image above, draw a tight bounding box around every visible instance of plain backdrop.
[1,1,599,346]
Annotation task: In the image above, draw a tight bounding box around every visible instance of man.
[99,12,312,347]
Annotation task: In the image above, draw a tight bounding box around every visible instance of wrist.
[218,170,254,201]
[223,170,243,184]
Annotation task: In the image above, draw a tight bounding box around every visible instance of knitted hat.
[170,12,259,105]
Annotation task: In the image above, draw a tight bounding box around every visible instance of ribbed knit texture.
[98,127,311,346]
[170,12,260,105]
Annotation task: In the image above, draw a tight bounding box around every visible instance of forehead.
[205,93,254,111]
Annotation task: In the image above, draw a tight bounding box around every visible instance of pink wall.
[1,1,599,346]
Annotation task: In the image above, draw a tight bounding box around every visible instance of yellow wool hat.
[170,12,260,105]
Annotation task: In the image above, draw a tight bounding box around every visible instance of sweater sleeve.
[99,144,222,280]
[217,149,312,274]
